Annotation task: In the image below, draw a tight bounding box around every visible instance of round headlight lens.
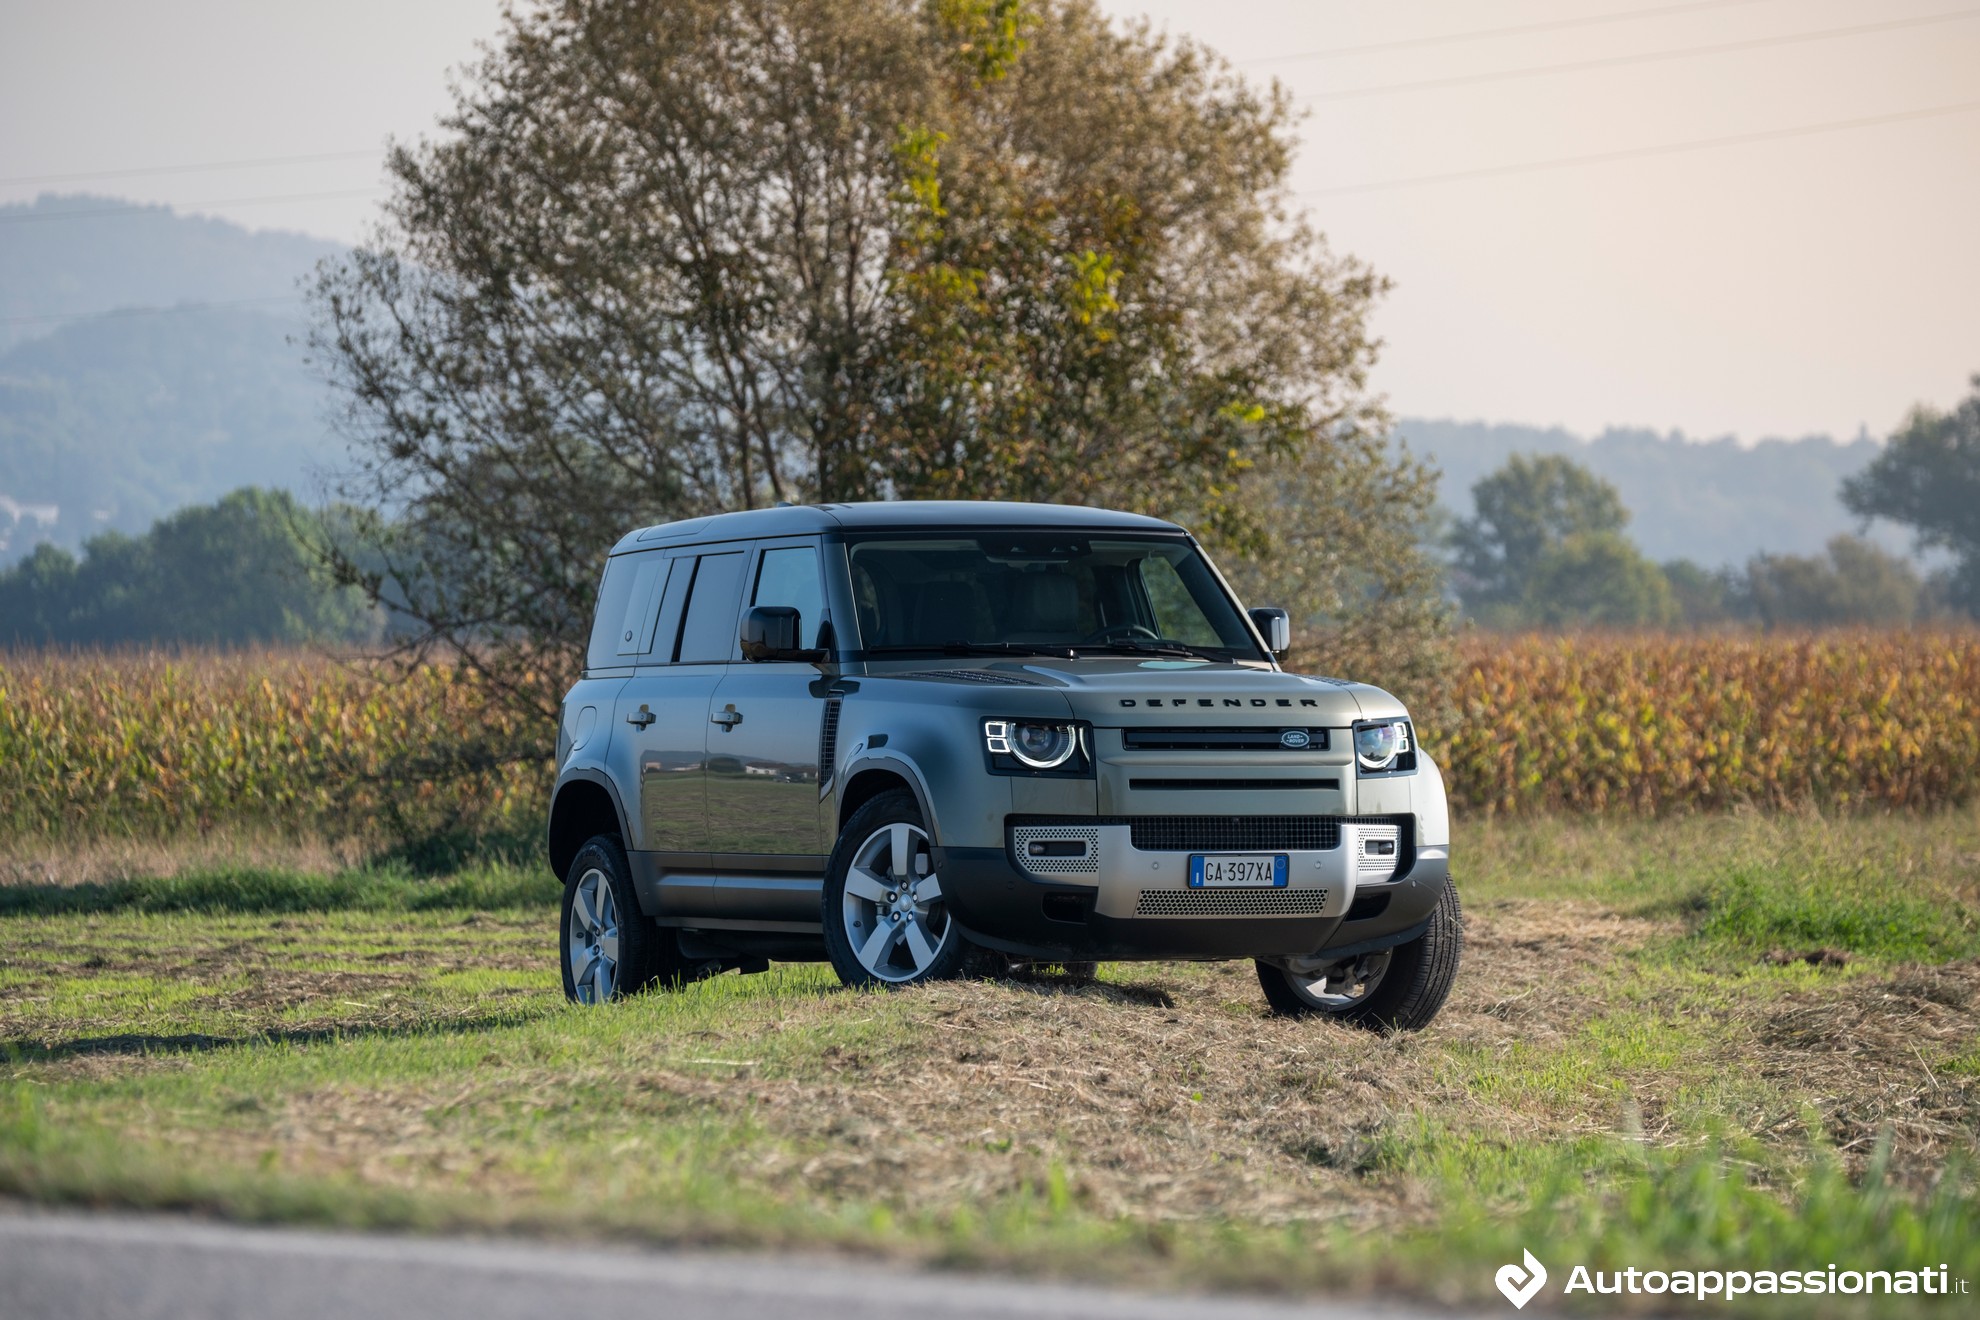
[1354,721,1405,770]
[1011,722,1077,769]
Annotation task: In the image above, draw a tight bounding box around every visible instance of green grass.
[1,808,1977,1313]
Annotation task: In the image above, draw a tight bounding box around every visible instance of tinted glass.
[845,534,1262,660]
[586,550,664,669]
[615,557,671,656]
[674,551,747,663]
[752,545,825,648]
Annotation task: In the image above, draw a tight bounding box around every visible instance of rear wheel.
[560,834,694,1004]
[822,791,972,988]
[1256,879,1463,1031]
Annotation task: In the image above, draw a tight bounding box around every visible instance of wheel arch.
[547,771,631,880]
[837,759,936,839]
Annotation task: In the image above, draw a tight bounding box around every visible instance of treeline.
[0,487,378,646]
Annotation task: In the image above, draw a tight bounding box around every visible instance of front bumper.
[937,817,1449,961]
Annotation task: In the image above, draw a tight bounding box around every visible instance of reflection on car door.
[605,548,745,858]
[706,538,833,863]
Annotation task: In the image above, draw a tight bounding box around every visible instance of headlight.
[1354,719,1412,771]
[984,719,1088,772]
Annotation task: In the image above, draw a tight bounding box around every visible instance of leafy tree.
[1518,531,1676,628]
[1662,558,1742,628]
[1744,534,1923,629]
[1449,453,1672,626]
[1841,374,1980,613]
[0,488,377,646]
[1450,453,1630,612]
[306,0,1403,733]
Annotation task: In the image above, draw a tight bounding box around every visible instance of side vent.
[817,698,843,799]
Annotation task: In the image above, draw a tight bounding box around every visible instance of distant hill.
[0,194,340,350]
[1401,418,1904,569]
[0,192,1913,574]
[0,195,345,563]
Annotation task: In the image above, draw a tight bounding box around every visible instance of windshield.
[845,533,1265,662]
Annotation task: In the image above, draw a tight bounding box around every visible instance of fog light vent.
[1011,825,1100,874]
[1356,824,1403,882]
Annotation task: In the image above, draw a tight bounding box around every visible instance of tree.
[0,488,377,646]
[306,0,1404,736]
[1449,453,1672,626]
[1744,534,1923,629]
[1662,558,1741,628]
[1841,373,1980,613]
[1450,453,1630,613]
[1519,532,1675,628]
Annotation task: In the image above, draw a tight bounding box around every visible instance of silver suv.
[549,502,1460,1030]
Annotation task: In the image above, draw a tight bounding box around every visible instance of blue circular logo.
[1279,729,1310,749]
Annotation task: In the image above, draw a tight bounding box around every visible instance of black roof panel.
[609,500,1181,554]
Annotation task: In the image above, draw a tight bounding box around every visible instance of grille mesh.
[1129,816,1342,852]
[1010,825,1100,875]
[1356,823,1402,881]
[1121,727,1330,751]
[1136,888,1331,917]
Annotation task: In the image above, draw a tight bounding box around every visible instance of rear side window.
[752,545,825,648]
[674,551,747,663]
[586,551,666,670]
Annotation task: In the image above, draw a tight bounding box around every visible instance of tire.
[1256,878,1464,1031]
[822,790,973,989]
[560,833,693,1004]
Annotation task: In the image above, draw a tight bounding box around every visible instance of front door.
[704,540,833,862]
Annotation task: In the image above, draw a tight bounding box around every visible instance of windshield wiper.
[866,642,1079,659]
[1072,640,1225,661]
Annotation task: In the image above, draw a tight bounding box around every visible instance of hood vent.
[898,669,1045,686]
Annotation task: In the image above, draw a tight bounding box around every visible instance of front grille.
[1130,816,1342,852]
[1136,887,1331,917]
[1121,727,1330,751]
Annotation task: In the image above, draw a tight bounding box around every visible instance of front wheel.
[822,790,973,988]
[1256,878,1463,1031]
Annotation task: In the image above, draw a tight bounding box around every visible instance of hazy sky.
[2,0,1975,443]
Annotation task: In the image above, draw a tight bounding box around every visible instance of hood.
[865,657,1405,725]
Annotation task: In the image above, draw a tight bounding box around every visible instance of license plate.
[1188,854,1288,888]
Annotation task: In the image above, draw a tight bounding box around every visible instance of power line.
[1298,97,1980,197]
[1241,0,1775,68]
[0,295,306,329]
[0,187,385,224]
[1297,7,1980,103]
[0,148,381,189]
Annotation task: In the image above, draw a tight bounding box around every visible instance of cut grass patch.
[1,808,1977,1313]
[0,858,552,917]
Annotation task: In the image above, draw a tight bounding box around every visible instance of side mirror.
[1249,606,1291,657]
[740,605,824,662]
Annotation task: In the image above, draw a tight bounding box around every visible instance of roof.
[608,500,1183,555]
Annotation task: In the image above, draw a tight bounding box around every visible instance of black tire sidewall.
[560,833,668,1002]
[1257,878,1465,1031]
[821,790,971,989]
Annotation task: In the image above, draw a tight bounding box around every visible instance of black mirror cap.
[740,605,826,662]
[1248,606,1291,656]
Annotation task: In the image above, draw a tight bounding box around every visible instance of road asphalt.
[0,1206,1480,1320]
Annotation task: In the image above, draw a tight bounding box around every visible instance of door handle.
[626,704,655,729]
[710,704,742,730]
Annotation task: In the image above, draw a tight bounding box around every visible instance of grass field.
[2,810,1977,1313]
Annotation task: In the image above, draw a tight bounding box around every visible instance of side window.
[586,550,665,670]
[751,545,825,648]
[673,551,747,663]
[615,557,672,656]
[1139,555,1223,647]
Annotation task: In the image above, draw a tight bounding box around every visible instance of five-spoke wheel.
[823,790,971,988]
[566,865,621,1004]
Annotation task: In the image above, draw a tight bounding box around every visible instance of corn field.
[2,634,1977,843]
[0,649,541,843]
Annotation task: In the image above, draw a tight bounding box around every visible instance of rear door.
[705,537,834,864]
[604,546,747,857]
